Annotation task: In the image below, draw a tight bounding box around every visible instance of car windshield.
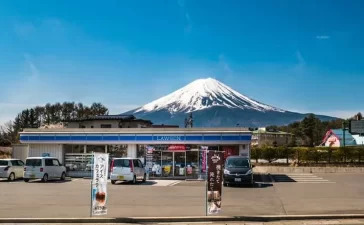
[225,158,250,168]
[114,159,130,167]
[0,160,8,166]
[25,159,42,167]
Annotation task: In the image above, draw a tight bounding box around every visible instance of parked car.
[223,156,254,187]
[23,157,66,182]
[0,159,25,181]
[110,158,146,184]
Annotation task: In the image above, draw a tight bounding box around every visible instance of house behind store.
[251,127,293,147]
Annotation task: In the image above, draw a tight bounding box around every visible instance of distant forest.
[0,102,362,147]
[0,102,109,144]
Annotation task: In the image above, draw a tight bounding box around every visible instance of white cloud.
[218,54,232,74]
[296,51,306,66]
[24,54,40,77]
[177,0,192,33]
[316,35,331,40]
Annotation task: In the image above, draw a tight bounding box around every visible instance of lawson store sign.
[19,133,252,144]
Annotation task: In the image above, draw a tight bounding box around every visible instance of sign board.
[91,153,109,216]
[206,151,224,215]
[350,120,364,135]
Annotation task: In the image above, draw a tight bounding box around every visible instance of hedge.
[251,146,364,164]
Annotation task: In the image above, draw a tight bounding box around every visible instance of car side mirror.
[59,164,62,166]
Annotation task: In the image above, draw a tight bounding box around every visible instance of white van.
[23,157,66,182]
[0,159,25,181]
[110,158,146,184]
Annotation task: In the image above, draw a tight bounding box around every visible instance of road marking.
[167,181,181,186]
[273,173,335,183]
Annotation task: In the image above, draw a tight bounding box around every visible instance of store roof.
[21,127,252,134]
[62,115,152,124]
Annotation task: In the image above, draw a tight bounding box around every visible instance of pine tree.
[29,108,37,128]
[21,109,30,128]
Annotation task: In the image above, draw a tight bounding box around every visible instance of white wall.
[239,144,250,157]
[11,144,29,163]
[28,144,64,163]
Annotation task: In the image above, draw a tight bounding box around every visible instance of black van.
[223,156,254,186]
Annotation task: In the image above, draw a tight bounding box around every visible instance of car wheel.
[24,178,29,182]
[223,182,227,187]
[142,173,146,182]
[42,174,49,182]
[132,175,136,184]
[111,180,116,185]
[60,172,66,181]
[8,172,15,181]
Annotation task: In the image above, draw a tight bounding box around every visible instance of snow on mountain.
[134,77,285,114]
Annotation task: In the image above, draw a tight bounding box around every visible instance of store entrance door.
[174,151,186,177]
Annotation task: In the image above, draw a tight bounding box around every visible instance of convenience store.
[19,128,252,178]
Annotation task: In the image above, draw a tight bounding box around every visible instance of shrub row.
[251,146,364,164]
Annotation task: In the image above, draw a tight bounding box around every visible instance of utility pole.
[342,121,347,147]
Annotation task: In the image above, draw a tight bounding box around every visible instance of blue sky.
[1,0,363,125]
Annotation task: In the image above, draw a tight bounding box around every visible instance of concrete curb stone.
[2,214,364,224]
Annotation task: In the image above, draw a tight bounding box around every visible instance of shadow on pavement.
[113,180,157,186]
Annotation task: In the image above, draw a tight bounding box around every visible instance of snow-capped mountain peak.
[134,77,285,114]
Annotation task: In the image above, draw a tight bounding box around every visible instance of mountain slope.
[123,78,336,127]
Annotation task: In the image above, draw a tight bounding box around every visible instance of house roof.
[252,129,293,135]
[327,129,357,146]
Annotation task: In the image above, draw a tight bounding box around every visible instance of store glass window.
[136,145,145,158]
[108,145,128,158]
[64,145,84,154]
[87,145,105,153]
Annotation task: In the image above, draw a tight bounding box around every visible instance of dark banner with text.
[207,151,223,214]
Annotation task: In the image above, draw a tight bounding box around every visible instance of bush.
[261,146,279,163]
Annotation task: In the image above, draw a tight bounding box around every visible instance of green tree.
[21,109,30,128]
[29,108,37,128]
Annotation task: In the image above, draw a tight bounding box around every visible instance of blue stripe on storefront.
[241,135,252,141]
[185,135,203,141]
[87,136,103,141]
[20,136,29,141]
[55,136,71,141]
[19,134,251,143]
[28,136,40,141]
[72,136,87,141]
[102,136,119,141]
[39,136,55,141]
[221,135,240,141]
[203,136,221,141]
[135,136,153,141]
[119,135,137,141]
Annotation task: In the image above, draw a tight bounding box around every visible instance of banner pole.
[205,150,208,216]
[90,152,94,217]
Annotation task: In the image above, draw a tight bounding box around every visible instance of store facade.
[19,128,252,178]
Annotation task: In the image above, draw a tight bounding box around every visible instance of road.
[1,173,364,218]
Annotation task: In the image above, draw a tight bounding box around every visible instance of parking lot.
[1,173,364,218]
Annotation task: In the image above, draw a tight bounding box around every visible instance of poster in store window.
[200,146,208,173]
[91,153,109,216]
[206,151,224,215]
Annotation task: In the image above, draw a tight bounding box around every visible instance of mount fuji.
[123,78,336,127]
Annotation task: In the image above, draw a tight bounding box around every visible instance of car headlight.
[224,169,230,175]
[246,169,252,175]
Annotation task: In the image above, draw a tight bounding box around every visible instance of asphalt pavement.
[1,173,364,218]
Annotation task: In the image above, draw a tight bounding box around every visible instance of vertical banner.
[200,146,208,173]
[207,151,224,215]
[146,146,154,174]
[91,153,109,216]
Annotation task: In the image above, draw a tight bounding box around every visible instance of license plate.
[117,176,124,180]
[235,178,241,182]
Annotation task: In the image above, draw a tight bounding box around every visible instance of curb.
[2,214,364,223]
